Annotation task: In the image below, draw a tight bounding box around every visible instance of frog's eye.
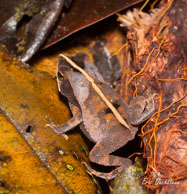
[57,71,64,81]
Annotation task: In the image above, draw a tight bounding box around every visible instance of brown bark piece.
[118,0,187,193]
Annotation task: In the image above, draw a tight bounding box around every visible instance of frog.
[47,52,155,180]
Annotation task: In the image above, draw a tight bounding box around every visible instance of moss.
[66,164,74,171]
[112,158,148,194]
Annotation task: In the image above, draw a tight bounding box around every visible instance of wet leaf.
[0,47,97,193]
[43,0,143,49]
[31,17,125,80]
[0,113,66,194]
[0,0,65,62]
[0,0,142,62]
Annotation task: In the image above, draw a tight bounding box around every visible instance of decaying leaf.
[118,0,187,193]
[0,0,143,62]
[0,0,66,62]
[0,47,97,193]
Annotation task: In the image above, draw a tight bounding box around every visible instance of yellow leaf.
[0,49,97,193]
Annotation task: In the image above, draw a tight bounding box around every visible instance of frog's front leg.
[83,130,132,180]
[128,96,155,125]
[47,103,82,138]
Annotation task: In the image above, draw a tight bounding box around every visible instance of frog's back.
[69,71,132,143]
[80,87,130,143]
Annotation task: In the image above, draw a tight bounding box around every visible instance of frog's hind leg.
[83,162,122,180]
[84,131,132,180]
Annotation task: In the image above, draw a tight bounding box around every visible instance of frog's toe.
[46,116,59,131]
[46,116,69,140]
[82,162,122,180]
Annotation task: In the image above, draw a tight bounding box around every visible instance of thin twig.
[59,54,130,129]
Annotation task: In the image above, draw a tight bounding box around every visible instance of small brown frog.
[48,53,154,180]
